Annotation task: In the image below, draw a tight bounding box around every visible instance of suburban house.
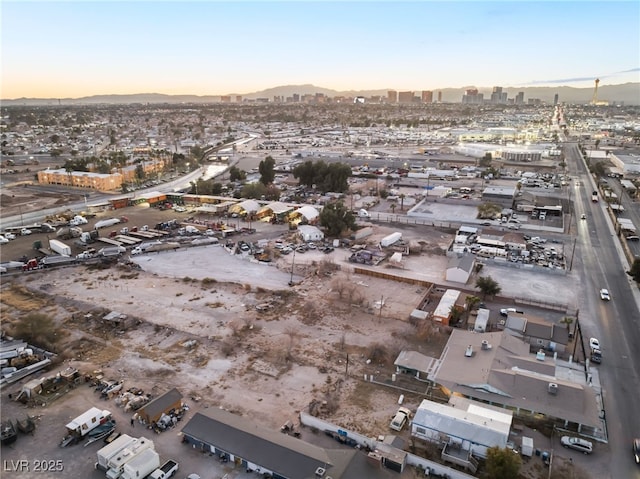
[394,350,438,380]
[504,314,570,353]
[445,255,476,284]
[428,330,602,437]
[411,396,512,471]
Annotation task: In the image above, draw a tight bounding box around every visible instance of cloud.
[615,67,640,74]
[528,76,601,85]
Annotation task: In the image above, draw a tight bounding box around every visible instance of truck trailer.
[98,246,126,257]
[49,239,72,256]
[95,218,122,230]
[130,242,179,255]
[105,437,155,479]
[96,434,135,471]
[39,255,78,268]
[61,407,111,446]
[120,449,160,479]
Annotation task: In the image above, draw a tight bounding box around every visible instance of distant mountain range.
[3,82,639,106]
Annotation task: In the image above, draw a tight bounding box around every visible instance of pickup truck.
[148,459,178,479]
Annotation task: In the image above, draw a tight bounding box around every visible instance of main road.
[567,142,640,478]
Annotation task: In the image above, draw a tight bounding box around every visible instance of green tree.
[465,295,481,318]
[229,166,246,182]
[628,258,640,282]
[241,182,268,199]
[259,156,276,185]
[479,153,492,167]
[449,305,463,325]
[134,164,145,184]
[475,275,502,300]
[484,446,522,479]
[319,200,356,237]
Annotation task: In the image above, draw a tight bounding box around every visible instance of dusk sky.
[2,1,639,99]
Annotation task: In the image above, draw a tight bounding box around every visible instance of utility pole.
[569,238,577,271]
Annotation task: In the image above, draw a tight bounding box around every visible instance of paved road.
[568,142,640,478]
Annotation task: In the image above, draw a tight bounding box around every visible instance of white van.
[389,407,411,431]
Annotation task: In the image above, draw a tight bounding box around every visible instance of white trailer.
[96,434,135,471]
[105,437,155,479]
[65,407,111,437]
[49,239,72,256]
[380,232,402,247]
[95,218,121,230]
[120,448,160,479]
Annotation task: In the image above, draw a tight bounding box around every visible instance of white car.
[599,289,611,301]
[560,436,593,454]
[20,228,32,236]
[390,407,412,432]
[4,232,16,240]
[0,235,9,244]
[589,337,600,350]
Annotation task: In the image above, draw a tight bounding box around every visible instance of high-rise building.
[387,90,398,103]
[437,91,442,103]
[398,91,414,103]
[462,89,483,104]
[515,92,524,105]
[490,86,505,104]
[220,96,231,103]
[236,95,242,103]
[554,94,559,105]
[421,91,433,103]
[292,93,300,103]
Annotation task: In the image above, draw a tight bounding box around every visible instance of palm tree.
[399,194,406,211]
[465,295,481,318]
[390,203,396,214]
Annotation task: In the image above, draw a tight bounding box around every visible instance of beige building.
[38,169,123,191]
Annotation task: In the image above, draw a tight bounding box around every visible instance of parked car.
[626,235,640,241]
[560,436,593,454]
[389,407,411,432]
[20,228,32,236]
[0,235,8,244]
[589,337,600,350]
[600,289,611,301]
[4,232,16,240]
[633,438,640,464]
[500,308,523,317]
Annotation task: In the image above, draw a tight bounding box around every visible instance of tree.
[475,275,502,299]
[484,446,522,479]
[628,258,640,282]
[465,295,481,318]
[13,313,57,349]
[399,194,406,211]
[595,139,601,150]
[258,156,276,185]
[319,200,356,237]
[449,305,463,326]
[477,202,502,219]
[229,166,246,182]
[134,164,145,184]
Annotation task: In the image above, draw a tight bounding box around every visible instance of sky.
[2,1,639,99]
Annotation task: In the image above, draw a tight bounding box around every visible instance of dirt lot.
[1,186,589,479]
[0,199,458,475]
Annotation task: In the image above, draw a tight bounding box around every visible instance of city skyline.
[2,1,639,99]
